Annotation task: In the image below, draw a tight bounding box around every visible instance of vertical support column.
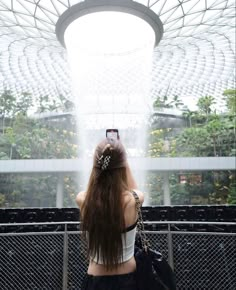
[56,173,64,208]
[163,172,171,205]
[167,223,174,270]
[62,224,69,290]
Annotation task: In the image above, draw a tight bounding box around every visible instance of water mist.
[64,11,155,201]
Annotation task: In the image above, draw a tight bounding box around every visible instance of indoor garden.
[0,88,235,207]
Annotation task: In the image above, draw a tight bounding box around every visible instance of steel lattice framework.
[0,0,235,110]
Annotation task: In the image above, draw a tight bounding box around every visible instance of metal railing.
[0,221,235,290]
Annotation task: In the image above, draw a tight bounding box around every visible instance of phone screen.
[106,129,119,140]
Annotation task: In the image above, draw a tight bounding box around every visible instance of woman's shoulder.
[132,189,144,204]
[123,189,144,206]
[75,191,86,208]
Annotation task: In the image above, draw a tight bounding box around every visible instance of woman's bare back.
[76,189,144,276]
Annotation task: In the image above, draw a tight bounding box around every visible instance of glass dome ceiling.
[0,0,235,110]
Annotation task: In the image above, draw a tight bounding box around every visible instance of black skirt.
[81,272,138,290]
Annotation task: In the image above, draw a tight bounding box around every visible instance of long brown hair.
[81,139,128,270]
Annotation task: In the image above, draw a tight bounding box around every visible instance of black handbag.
[132,191,176,290]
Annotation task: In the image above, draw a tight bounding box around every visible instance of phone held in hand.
[106,129,119,141]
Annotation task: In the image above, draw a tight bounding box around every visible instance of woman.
[76,138,144,290]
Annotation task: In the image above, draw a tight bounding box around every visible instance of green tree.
[223,89,236,115]
[15,92,33,115]
[0,90,16,134]
[182,109,197,127]
[149,90,236,205]
[197,95,216,122]
[0,89,16,117]
[148,128,177,157]
[153,95,183,110]
[37,94,75,113]
[227,173,236,204]
[227,183,236,204]
[0,90,78,207]
[176,127,211,156]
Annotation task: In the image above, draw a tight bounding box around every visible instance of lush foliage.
[0,91,77,160]
[148,90,236,205]
[0,89,235,207]
[0,90,78,207]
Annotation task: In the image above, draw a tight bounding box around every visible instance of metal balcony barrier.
[0,221,235,290]
[1,206,236,224]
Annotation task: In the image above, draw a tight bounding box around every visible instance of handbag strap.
[132,190,150,252]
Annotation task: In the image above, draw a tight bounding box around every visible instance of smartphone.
[106,129,119,140]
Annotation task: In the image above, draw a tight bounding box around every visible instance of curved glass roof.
[0,0,235,110]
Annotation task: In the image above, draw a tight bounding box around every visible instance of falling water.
[64,12,155,197]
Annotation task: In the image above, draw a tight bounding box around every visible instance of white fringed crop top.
[91,221,137,264]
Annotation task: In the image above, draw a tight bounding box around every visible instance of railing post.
[56,173,64,207]
[163,172,171,205]
[167,223,174,270]
[62,224,69,290]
